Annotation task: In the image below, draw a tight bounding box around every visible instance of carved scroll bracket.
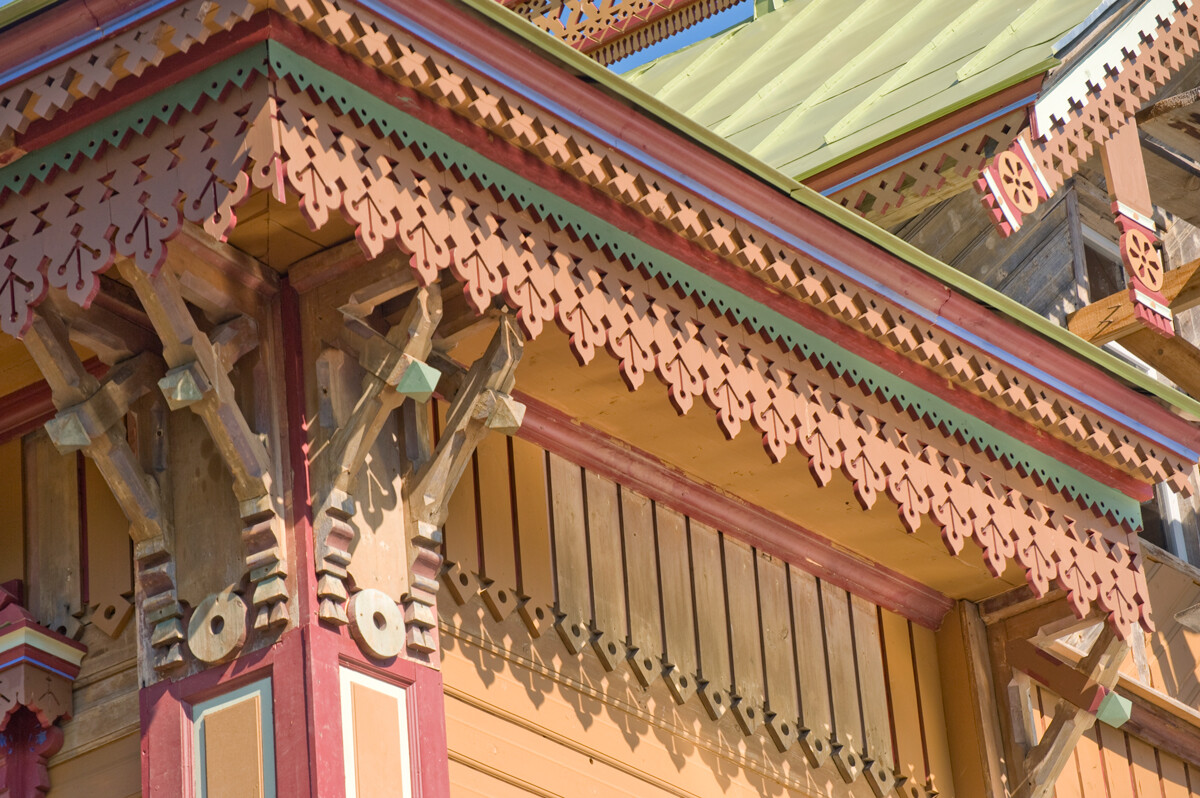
[20,308,184,674]
[405,314,526,655]
[116,260,290,633]
[0,587,86,798]
[312,284,443,626]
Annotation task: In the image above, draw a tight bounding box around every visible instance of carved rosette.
[1114,211,1174,337]
[0,592,86,798]
[975,136,1052,237]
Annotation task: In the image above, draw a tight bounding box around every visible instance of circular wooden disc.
[349,589,405,659]
[187,589,248,665]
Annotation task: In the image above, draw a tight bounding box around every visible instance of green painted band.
[0,39,1140,528]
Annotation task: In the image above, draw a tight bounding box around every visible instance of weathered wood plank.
[656,504,697,703]
[24,431,81,632]
[548,452,589,654]
[757,550,799,751]
[823,581,864,780]
[880,610,925,787]
[1129,735,1162,798]
[477,432,517,620]
[585,470,625,670]
[689,519,731,717]
[1096,723,1135,798]
[512,439,553,635]
[790,566,832,766]
[620,488,661,686]
[1159,750,1189,798]
[911,622,955,797]
[724,533,764,735]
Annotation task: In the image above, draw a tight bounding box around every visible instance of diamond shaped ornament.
[394,358,440,402]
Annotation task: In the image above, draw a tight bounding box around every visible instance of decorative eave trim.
[4,0,1196,501]
[498,0,745,67]
[0,43,1159,638]
[978,0,1200,235]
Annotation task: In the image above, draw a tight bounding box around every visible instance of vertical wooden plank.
[1096,723,1135,798]
[1160,750,1189,798]
[1129,736,1162,798]
[1036,687,1083,798]
[852,594,895,794]
[757,551,799,751]
[548,452,589,654]
[823,582,862,744]
[621,487,661,686]
[0,438,23,585]
[1074,719,1107,797]
[476,432,517,620]
[442,397,479,578]
[911,623,955,797]
[476,433,516,587]
[880,610,926,787]
[585,470,626,670]
[23,430,80,632]
[84,457,133,636]
[724,533,765,735]
[790,566,832,766]
[511,438,553,635]
[689,520,731,717]
[656,504,696,703]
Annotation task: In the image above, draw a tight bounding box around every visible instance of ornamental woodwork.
[0,65,1161,638]
[0,0,1193,498]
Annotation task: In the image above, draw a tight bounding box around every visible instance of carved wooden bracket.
[1013,624,1128,798]
[116,261,289,632]
[0,586,86,798]
[313,285,443,625]
[20,308,183,673]
[404,314,525,654]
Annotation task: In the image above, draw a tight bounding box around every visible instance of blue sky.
[611,3,751,73]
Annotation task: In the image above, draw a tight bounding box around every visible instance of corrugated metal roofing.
[623,0,1101,180]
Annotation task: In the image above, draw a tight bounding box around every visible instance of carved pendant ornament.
[0,28,1187,638]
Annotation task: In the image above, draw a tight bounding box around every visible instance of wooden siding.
[437,424,957,797]
[2,429,141,797]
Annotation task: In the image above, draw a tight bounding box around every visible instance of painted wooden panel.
[192,678,275,798]
[341,670,411,798]
[0,436,22,585]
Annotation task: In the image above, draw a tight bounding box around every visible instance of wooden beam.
[1016,626,1128,798]
[1121,327,1200,399]
[1067,257,1200,345]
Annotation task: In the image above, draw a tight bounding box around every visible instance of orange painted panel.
[202,694,264,798]
[351,682,404,798]
[0,438,22,585]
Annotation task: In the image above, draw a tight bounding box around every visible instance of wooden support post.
[312,285,443,624]
[1015,625,1128,798]
[20,308,181,675]
[404,314,525,655]
[117,260,289,631]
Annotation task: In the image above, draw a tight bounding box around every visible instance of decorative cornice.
[498,0,744,66]
[0,45,1159,638]
[0,0,1197,497]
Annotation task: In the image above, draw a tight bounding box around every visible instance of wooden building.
[3,0,1200,797]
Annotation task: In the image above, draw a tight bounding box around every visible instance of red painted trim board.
[515,394,956,630]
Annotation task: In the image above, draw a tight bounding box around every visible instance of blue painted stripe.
[819,95,1036,197]
[2,654,76,680]
[0,0,178,88]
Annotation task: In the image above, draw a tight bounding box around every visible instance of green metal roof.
[624,0,1099,180]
